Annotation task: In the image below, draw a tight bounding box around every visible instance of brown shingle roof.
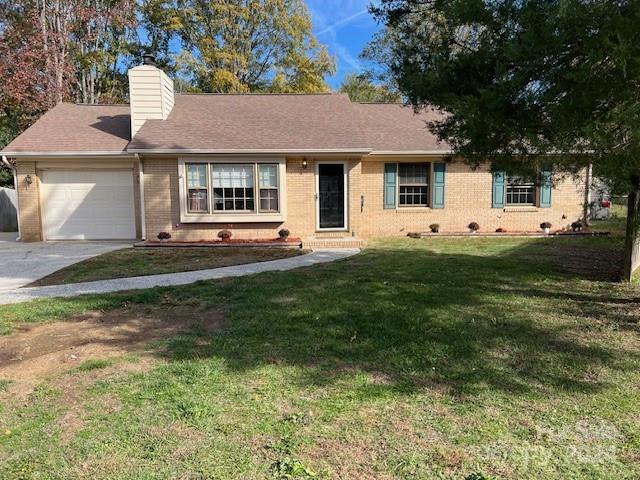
[354,103,450,152]
[1,103,130,155]
[127,93,370,152]
[1,95,453,156]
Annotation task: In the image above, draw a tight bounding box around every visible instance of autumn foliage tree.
[339,73,400,103]
[0,0,136,146]
[72,0,137,104]
[139,0,335,93]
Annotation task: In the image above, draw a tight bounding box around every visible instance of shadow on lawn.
[149,237,639,399]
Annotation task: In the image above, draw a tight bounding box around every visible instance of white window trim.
[178,157,287,223]
[505,177,537,207]
[393,161,433,210]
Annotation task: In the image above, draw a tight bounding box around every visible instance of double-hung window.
[506,176,535,206]
[398,163,430,207]
[212,164,255,212]
[184,162,280,216]
[258,164,279,212]
[186,164,209,213]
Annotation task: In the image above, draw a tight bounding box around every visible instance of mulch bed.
[411,231,611,238]
[137,238,303,248]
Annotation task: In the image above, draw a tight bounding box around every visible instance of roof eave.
[367,150,454,156]
[127,148,373,155]
[2,151,133,158]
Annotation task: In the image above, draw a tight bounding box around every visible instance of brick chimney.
[128,55,174,138]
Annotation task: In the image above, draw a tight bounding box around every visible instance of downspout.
[135,153,146,241]
[1,155,20,240]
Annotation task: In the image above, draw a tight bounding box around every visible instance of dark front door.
[318,163,345,229]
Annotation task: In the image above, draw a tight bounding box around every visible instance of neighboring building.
[1,58,588,246]
[590,176,612,220]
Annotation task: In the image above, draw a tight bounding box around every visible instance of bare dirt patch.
[0,306,224,398]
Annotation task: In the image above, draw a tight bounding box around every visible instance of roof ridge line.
[177,92,339,96]
[71,103,130,107]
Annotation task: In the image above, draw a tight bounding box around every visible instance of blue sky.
[306,0,381,89]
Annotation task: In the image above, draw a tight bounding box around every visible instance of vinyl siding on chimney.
[128,65,174,137]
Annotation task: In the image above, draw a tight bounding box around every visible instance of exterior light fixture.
[25,174,33,185]
[302,158,308,169]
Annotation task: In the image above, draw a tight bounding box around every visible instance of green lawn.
[1,237,639,479]
[28,246,306,286]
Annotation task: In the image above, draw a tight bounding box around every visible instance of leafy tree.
[140,0,335,93]
[0,114,18,186]
[73,0,137,104]
[0,0,135,188]
[0,0,136,120]
[372,0,640,280]
[359,28,402,95]
[0,2,61,129]
[339,73,400,103]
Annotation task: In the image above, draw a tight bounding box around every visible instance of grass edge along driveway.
[28,246,307,286]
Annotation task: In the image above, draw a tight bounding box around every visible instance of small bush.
[278,228,290,239]
[571,221,583,232]
[217,229,232,240]
[157,231,171,241]
[495,227,506,233]
[468,222,480,232]
[429,223,440,233]
[540,222,552,230]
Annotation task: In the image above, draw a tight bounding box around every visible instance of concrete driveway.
[0,233,131,291]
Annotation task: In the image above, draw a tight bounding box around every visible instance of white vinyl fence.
[0,187,18,232]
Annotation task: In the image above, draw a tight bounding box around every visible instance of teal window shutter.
[540,168,552,208]
[432,163,445,208]
[492,171,506,208]
[384,163,397,209]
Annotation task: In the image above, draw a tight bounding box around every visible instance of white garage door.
[41,170,136,240]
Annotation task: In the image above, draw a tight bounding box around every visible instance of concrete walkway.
[0,249,360,305]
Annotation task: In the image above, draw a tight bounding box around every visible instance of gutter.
[0,151,133,158]
[125,148,373,156]
[1,155,20,240]
[367,150,454,156]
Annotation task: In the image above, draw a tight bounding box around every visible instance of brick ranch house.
[1,59,589,247]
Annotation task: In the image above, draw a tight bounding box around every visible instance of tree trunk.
[622,174,640,281]
[583,163,592,226]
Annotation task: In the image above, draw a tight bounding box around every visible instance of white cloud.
[316,9,369,36]
[333,44,363,71]
[306,0,379,87]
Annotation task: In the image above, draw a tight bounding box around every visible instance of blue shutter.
[492,171,506,208]
[384,163,397,209]
[432,162,445,208]
[539,168,552,208]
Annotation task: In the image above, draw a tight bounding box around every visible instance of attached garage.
[40,170,136,240]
